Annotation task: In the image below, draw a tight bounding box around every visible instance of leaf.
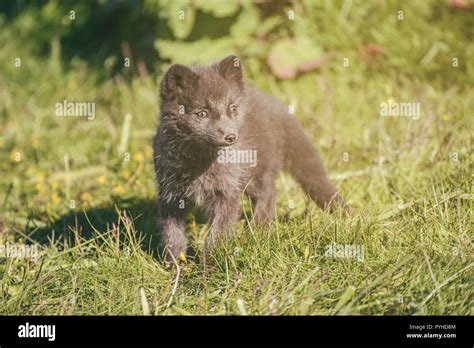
[7,284,23,297]
[168,0,196,39]
[256,16,284,36]
[230,3,260,38]
[195,0,240,18]
[298,297,315,315]
[267,37,324,79]
[304,245,310,261]
[140,287,150,315]
[332,286,356,315]
[358,43,384,66]
[448,0,474,9]
[236,298,247,315]
[155,38,235,65]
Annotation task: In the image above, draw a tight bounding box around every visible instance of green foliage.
[155,37,236,65]
[151,0,264,66]
[146,0,474,86]
[267,37,324,79]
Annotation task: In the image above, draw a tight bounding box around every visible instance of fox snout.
[224,133,238,145]
[214,131,238,146]
[216,124,238,146]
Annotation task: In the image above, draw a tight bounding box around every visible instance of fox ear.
[161,64,198,97]
[215,55,243,85]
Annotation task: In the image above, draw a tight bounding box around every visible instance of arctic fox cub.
[153,55,345,261]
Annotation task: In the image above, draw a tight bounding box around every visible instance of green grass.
[0,1,473,315]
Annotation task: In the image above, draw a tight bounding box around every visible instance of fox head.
[159,55,246,148]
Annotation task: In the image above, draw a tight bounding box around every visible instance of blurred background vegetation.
[1,0,473,84]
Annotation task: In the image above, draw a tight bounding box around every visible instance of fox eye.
[229,104,238,112]
[196,110,209,118]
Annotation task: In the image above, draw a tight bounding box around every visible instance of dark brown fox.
[153,55,344,261]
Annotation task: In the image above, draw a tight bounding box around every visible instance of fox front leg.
[204,193,241,256]
[157,197,188,263]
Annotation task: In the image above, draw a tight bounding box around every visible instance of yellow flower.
[36,182,48,195]
[96,175,107,185]
[68,78,77,90]
[133,151,144,163]
[189,220,196,232]
[31,136,40,149]
[179,252,187,262]
[51,192,61,205]
[80,192,93,203]
[144,146,153,160]
[442,113,452,121]
[35,172,46,183]
[51,180,60,190]
[120,169,131,180]
[113,185,126,195]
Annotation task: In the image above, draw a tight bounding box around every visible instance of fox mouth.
[208,136,238,147]
[211,140,236,148]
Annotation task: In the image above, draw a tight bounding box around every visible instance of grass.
[0,1,473,315]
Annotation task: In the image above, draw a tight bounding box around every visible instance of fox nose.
[224,133,237,144]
